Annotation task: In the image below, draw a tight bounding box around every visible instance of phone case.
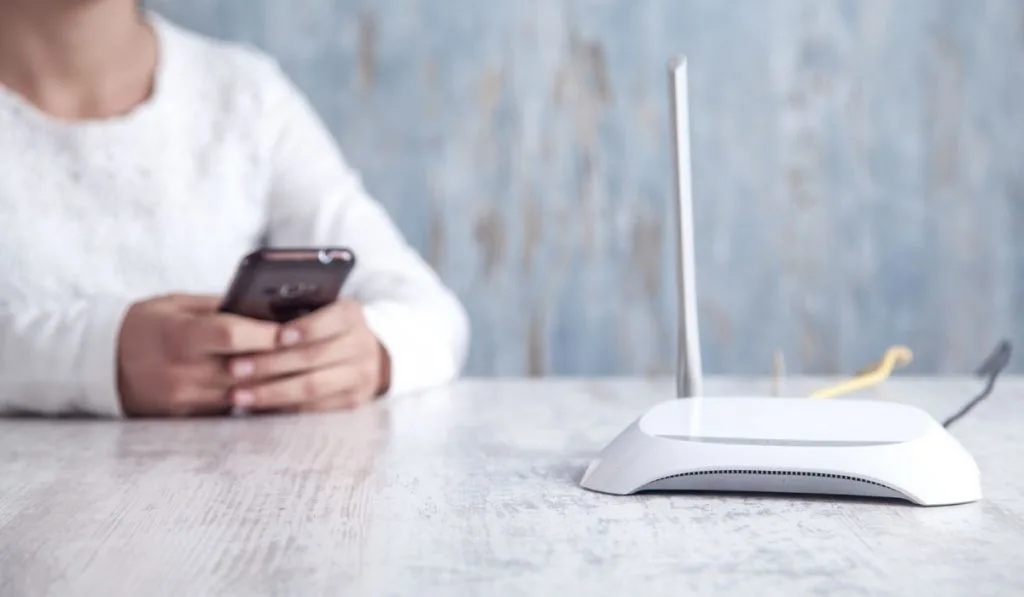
[218,248,356,322]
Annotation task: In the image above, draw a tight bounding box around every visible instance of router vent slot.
[653,469,892,489]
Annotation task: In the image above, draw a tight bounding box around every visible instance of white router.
[578,57,982,507]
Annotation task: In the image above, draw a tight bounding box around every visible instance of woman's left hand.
[226,300,390,412]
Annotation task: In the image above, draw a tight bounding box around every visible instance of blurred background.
[147,0,1024,378]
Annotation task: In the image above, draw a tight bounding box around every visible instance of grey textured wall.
[149,0,1024,377]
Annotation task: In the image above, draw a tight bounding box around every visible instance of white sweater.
[0,14,469,417]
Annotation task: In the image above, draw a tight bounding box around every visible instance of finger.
[180,399,234,418]
[268,395,351,415]
[276,300,363,348]
[185,358,236,389]
[232,364,364,411]
[179,314,280,358]
[272,388,376,415]
[297,390,375,413]
[168,294,223,315]
[227,333,369,382]
[165,384,233,417]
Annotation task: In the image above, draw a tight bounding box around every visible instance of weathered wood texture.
[148,0,1024,376]
[1,378,1023,596]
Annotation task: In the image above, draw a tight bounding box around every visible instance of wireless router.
[578,57,983,507]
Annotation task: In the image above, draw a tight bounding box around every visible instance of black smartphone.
[218,247,357,322]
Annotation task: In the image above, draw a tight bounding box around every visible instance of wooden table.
[1,378,1022,596]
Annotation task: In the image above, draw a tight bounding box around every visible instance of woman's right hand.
[116,294,280,417]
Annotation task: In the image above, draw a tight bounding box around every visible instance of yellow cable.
[809,345,913,399]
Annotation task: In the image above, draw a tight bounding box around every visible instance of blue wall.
[149,0,1024,376]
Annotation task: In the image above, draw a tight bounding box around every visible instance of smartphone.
[218,247,357,322]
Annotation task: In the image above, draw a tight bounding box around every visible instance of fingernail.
[234,390,254,407]
[280,328,301,346]
[232,359,254,378]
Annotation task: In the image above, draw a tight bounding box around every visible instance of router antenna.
[669,56,704,399]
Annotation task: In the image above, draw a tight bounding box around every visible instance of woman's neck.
[0,0,158,120]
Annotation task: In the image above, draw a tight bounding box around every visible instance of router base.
[580,397,981,507]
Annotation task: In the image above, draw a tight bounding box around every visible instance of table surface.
[1,377,1022,597]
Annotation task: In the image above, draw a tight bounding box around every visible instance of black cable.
[942,340,1013,428]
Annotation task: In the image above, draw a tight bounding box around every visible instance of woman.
[0,0,469,417]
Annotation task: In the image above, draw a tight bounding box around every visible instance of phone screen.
[219,248,356,322]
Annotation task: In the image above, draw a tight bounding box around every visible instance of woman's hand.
[117,294,281,417]
[225,300,391,413]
